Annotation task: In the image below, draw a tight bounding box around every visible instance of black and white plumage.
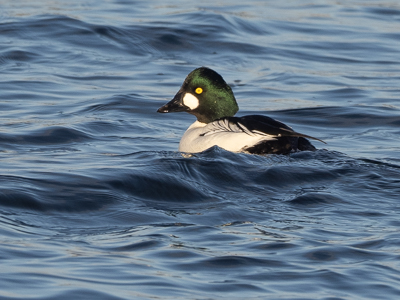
[179,115,322,154]
[157,67,325,155]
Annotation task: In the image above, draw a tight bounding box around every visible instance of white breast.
[178,121,275,153]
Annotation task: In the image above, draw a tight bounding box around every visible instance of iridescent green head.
[157,67,239,123]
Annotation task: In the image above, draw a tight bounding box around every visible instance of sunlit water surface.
[1,1,400,299]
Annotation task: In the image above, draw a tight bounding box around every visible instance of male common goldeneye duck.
[157,67,325,155]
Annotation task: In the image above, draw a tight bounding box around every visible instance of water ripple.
[1,1,400,299]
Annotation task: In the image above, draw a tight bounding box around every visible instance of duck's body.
[179,117,317,155]
[157,67,324,155]
[179,119,269,153]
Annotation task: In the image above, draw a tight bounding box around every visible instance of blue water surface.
[1,1,400,299]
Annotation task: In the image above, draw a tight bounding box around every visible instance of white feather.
[182,93,199,110]
[178,120,276,153]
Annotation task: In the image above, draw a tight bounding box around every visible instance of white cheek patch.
[182,93,199,110]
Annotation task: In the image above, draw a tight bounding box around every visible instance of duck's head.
[157,67,239,123]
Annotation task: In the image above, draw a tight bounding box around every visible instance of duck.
[157,67,324,155]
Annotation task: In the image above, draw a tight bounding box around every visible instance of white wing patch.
[178,118,323,153]
[201,119,273,138]
[179,120,277,153]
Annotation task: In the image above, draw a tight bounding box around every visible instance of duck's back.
[178,115,319,154]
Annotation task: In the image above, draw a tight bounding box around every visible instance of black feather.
[205,115,323,155]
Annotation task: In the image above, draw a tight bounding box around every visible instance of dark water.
[1,1,400,299]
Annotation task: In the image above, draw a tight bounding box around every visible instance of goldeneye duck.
[157,67,325,155]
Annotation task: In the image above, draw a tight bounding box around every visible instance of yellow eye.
[195,87,203,94]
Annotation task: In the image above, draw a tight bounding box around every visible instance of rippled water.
[1,1,400,299]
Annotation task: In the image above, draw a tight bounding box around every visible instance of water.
[1,0,400,299]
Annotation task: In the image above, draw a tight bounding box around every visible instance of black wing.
[203,115,325,143]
